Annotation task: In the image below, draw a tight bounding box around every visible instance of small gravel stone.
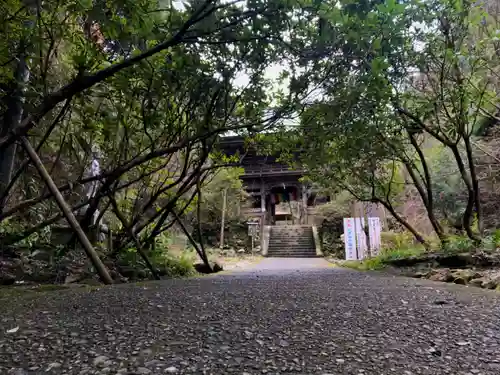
[93,356,109,367]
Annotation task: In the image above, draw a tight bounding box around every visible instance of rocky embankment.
[386,251,500,290]
[0,248,144,286]
[0,247,190,286]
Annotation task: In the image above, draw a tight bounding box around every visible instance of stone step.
[268,249,316,253]
[272,229,312,231]
[271,236,312,239]
[267,225,316,258]
[268,247,315,250]
[266,253,318,258]
[267,250,316,254]
[269,238,313,241]
[269,242,315,245]
[267,252,317,256]
[271,230,312,234]
[269,241,314,245]
[269,245,315,248]
[269,240,314,242]
[268,243,314,247]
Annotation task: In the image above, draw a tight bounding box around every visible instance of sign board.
[343,218,357,260]
[355,217,367,259]
[368,217,382,255]
[344,217,382,260]
[247,221,259,237]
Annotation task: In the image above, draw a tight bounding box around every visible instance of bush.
[158,253,195,277]
[442,235,475,254]
[342,246,426,271]
[381,231,415,250]
[116,237,197,279]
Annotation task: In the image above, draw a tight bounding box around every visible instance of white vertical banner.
[343,218,357,260]
[355,217,367,259]
[368,217,382,255]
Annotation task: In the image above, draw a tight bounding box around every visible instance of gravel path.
[2,258,500,374]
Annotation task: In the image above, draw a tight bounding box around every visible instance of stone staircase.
[267,225,318,257]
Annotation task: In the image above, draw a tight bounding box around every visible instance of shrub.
[341,246,425,271]
[159,254,195,277]
[442,235,474,253]
[492,229,500,248]
[381,231,415,250]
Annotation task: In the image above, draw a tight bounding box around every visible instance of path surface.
[2,258,500,374]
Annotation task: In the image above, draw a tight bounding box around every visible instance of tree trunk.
[463,135,483,234]
[407,133,446,241]
[195,176,211,269]
[449,145,481,242]
[0,47,30,213]
[362,204,371,257]
[401,158,445,242]
[220,188,227,249]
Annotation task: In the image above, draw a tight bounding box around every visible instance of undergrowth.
[117,233,198,278]
[341,230,500,271]
[342,246,426,271]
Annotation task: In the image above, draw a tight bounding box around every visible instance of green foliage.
[315,191,352,219]
[442,235,475,253]
[149,233,195,277]
[492,229,500,248]
[193,166,248,225]
[0,218,51,249]
[342,246,426,271]
[380,231,416,251]
[157,253,196,277]
[117,232,195,278]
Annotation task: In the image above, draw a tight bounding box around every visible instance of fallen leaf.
[7,326,19,333]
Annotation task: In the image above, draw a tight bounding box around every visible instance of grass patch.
[29,284,72,292]
[340,246,427,271]
[158,252,196,277]
[0,283,91,300]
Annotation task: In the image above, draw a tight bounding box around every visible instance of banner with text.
[343,218,357,260]
[344,217,382,260]
[368,217,382,256]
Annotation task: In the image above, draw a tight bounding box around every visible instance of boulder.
[469,278,485,287]
[451,269,482,284]
[194,262,223,274]
[223,249,236,257]
[410,271,430,279]
[480,271,500,289]
[30,249,53,262]
[481,279,498,289]
[0,271,16,285]
[118,265,139,279]
[428,268,454,282]
[64,273,84,284]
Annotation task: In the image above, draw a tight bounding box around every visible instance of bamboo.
[20,136,113,284]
